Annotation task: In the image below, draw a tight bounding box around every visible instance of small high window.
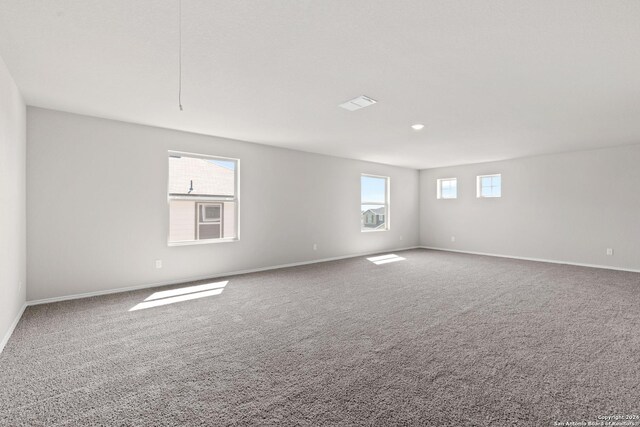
[437,178,457,199]
[477,174,501,198]
[168,152,239,244]
[361,174,389,232]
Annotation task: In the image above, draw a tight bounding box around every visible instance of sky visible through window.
[440,179,457,199]
[207,159,235,170]
[480,175,501,197]
[361,204,384,212]
[361,175,386,203]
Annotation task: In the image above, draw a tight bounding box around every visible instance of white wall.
[0,56,26,351]
[27,108,419,301]
[420,144,640,271]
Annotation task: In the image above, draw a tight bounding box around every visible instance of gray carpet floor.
[1,249,639,426]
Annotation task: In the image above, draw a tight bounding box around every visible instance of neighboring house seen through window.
[361,174,389,231]
[168,152,239,244]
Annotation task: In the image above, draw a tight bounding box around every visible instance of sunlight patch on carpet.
[130,281,228,311]
[366,254,406,265]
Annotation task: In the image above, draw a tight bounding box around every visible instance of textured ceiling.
[1,0,639,169]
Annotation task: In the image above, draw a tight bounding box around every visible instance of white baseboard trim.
[0,303,27,355]
[420,246,640,273]
[27,246,420,306]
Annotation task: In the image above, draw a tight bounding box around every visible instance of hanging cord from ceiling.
[178,0,183,111]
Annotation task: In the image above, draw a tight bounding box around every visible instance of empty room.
[1,1,639,426]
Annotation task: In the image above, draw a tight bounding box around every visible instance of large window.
[477,174,501,198]
[168,152,239,244]
[437,178,457,199]
[361,174,389,232]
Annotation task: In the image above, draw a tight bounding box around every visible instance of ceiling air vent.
[339,95,377,111]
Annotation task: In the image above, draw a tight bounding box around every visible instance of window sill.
[361,229,389,233]
[168,238,239,247]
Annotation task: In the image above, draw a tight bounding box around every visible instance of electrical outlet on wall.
[606,248,614,256]
[155,259,163,269]
[313,243,317,251]
[399,235,403,241]
[451,236,456,242]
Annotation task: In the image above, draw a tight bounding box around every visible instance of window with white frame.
[477,174,501,198]
[437,178,457,199]
[168,152,239,244]
[361,174,389,231]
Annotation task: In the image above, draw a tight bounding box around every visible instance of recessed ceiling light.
[411,124,425,130]
[339,95,377,111]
